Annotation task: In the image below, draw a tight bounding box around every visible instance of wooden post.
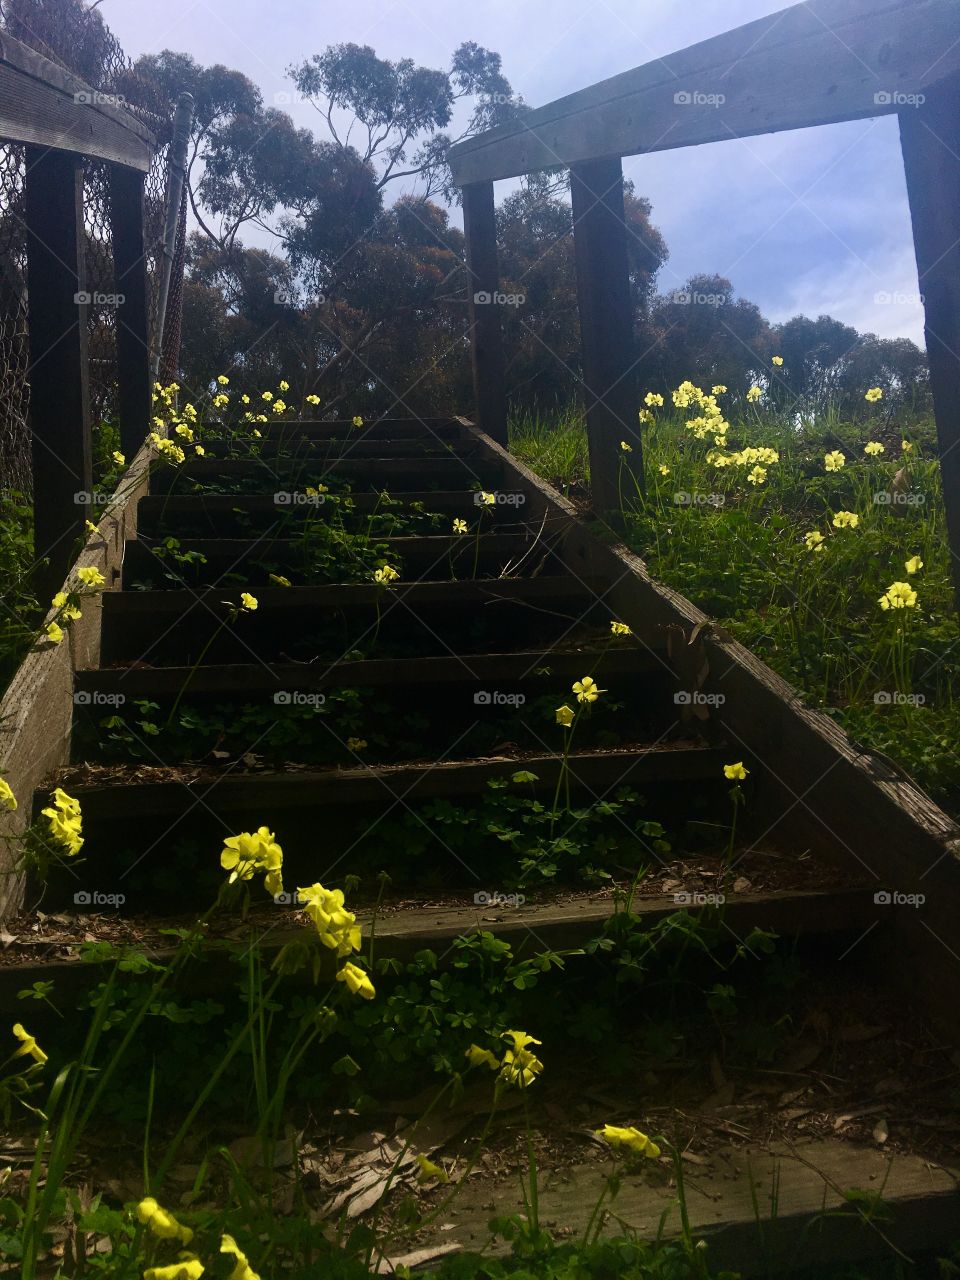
[110,164,152,460]
[570,156,640,518]
[24,147,91,594]
[900,79,960,617]
[462,180,508,446]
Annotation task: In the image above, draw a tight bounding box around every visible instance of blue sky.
[105,0,926,343]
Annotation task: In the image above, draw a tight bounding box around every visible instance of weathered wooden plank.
[110,165,152,460]
[570,157,641,514]
[900,77,960,616]
[151,455,504,493]
[448,0,960,183]
[136,491,545,525]
[0,35,152,169]
[24,146,91,596]
[248,419,468,440]
[462,181,509,445]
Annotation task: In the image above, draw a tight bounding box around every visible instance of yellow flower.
[712,384,727,395]
[143,1261,204,1280]
[221,1233,259,1280]
[272,399,287,415]
[212,395,228,409]
[269,574,291,587]
[746,386,762,403]
[864,441,885,457]
[772,355,784,366]
[572,676,603,704]
[901,440,913,453]
[217,374,230,386]
[220,828,283,897]
[747,465,767,486]
[0,778,16,812]
[239,592,258,611]
[879,581,917,611]
[596,1124,661,1159]
[306,394,321,405]
[241,394,250,405]
[905,555,923,575]
[261,391,273,402]
[136,1197,194,1245]
[555,704,575,728]
[610,621,632,636]
[85,520,98,535]
[477,491,496,507]
[41,788,83,856]
[373,564,400,585]
[194,446,205,457]
[415,1154,449,1184]
[804,531,825,552]
[346,737,367,752]
[175,424,194,440]
[619,441,633,453]
[452,518,468,534]
[45,621,64,645]
[658,464,670,476]
[638,409,654,425]
[337,961,376,1000]
[644,392,664,407]
[465,1043,500,1070]
[724,762,749,781]
[12,1023,46,1065]
[832,511,859,529]
[865,387,884,403]
[112,450,125,466]
[77,566,105,588]
[52,592,68,609]
[278,380,290,393]
[352,415,364,428]
[824,451,846,473]
[499,1029,543,1088]
[297,882,361,956]
[61,605,82,622]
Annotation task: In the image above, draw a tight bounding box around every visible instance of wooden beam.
[0,35,152,170]
[110,165,152,460]
[899,78,960,615]
[448,0,960,184]
[24,147,91,594]
[570,157,641,516]
[462,181,508,445]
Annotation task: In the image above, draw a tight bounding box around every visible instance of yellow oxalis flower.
[747,465,767,486]
[804,531,825,552]
[217,374,230,386]
[306,394,320,405]
[712,384,727,395]
[112,450,125,466]
[477,490,496,507]
[241,394,250,405]
[596,1124,661,1159]
[658,464,670,476]
[269,574,291,587]
[572,676,603,704]
[352,415,364,427]
[824,451,846,473]
[638,409,654,425]
[41,788,83,856]
[905,555,923,575]
[879,581,917,611]
[272,399,286,415]
[746,386,762,403]
[373,564,400,585]
[77,566,105,588]
[864,441,885,456]
[415,1154,449,1184]
[865,387,884,403]
[52,591,68,609]
[278,380,290,392]
[555,705,575,727]
[137,1197,194,1245]
[644,392,664,407]
[499,1029,543,1089]
[220,828,283,897]
[610,621,632,636]
[619,440,633,453]
[346,737,367,751]
[724,762,749,781]
[175,424,195,440]
[240,592,258,611]
[212,395,228,409]
[452,518,468,534]
[901,440,914,453]
[0,778,16,811]
[144,1259,204,1280]
[261,390,273,402]
[465,1043,500,1070]
[12,1022,47,1064]
[221,1233,260,1280]
[45,621,64,645]
[297,882,361,956]
[337,960,376,1000]
[61,606,81,622]
[772,355,784,366]
[832,511,859,529]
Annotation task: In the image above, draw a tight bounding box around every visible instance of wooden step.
[206,439,482,461]
[151,455,506,493]
[221,417,469,441]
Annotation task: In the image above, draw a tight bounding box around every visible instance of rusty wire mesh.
[0,0,176,493]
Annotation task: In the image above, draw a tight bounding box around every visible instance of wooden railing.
[449,0,960,606]
[0,33,155,594]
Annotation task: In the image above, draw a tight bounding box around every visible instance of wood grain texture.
[462,181,509,444]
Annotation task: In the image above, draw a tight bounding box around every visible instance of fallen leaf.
[873,1119,889,1145]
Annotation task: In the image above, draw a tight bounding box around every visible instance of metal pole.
[152,91,194,381]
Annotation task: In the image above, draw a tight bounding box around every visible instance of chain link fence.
[0,0,177,493]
